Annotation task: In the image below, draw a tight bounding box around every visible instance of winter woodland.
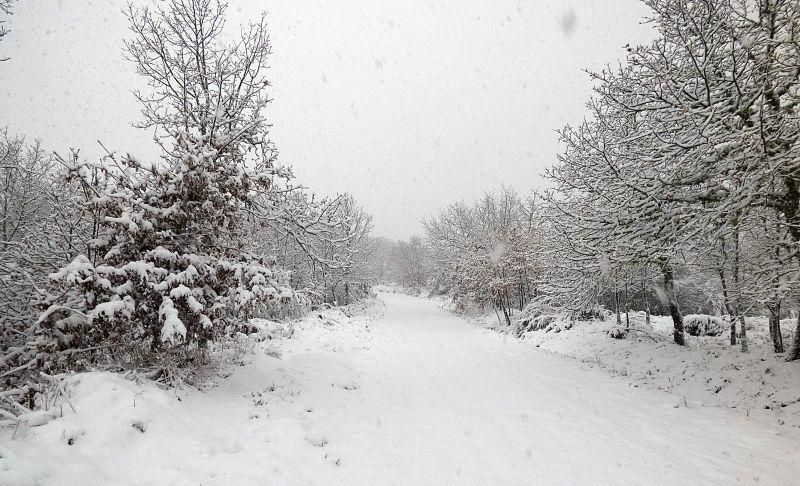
[2,0,800,485]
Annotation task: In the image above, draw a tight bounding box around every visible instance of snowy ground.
[458,303,800,432]
[2,292,800,485]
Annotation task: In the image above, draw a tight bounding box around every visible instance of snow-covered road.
[3,291,799,485]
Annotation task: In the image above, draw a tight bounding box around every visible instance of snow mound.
[0,372,181,485]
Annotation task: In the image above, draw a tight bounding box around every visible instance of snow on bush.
[575,304,613,322]
[606,326,627,339]
[512,303,571,336]
[245,319,295,341]
[683,314,725,337]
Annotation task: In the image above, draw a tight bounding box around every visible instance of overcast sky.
[0,0,654,240]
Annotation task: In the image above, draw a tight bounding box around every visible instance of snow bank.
[518,313,800,430]
[0,372,181,485]
[0,298,384,486]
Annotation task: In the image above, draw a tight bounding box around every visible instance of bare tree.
[0,0,14,61]
[124,0,277,167]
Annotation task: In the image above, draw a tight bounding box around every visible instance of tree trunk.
[768,303,784,353]
[624,283,630,329]
[501,302,512,327]
[614,289,622,326]
[739,315,749,353]
[643,273,651,326]
[769,233,785,353]
[493,305,504,328]
[731,221,746,353]
[786,313,800,362]
[663,264,685,346]
[719,268,736,346]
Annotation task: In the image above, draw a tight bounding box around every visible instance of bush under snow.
[683,314,725,337]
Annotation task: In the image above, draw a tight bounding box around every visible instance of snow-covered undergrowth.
[454,304,800,430]
[0,299,383,485]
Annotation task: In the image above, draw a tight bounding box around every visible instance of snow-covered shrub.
[574,304,613,322]
[512,300,570,336]
[244,319,295,341]
[683,314,725,337]
[541,319,573,333]
[511,302,545,336]
[33,129,294,372]
[0,132,94,373]
[531,315,560,330]
[606,326,627,339]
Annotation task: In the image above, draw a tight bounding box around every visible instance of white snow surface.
[2,292,800,485]
[459,304,800,431]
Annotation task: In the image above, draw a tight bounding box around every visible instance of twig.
[0,358,35,379]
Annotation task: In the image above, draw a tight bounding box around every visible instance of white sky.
[0,0,654,240]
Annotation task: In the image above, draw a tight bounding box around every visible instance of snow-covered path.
[3,292,800,485]
[317,292,800,485]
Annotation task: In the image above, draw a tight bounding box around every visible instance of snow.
[2,292,800,485]
[170,285,204,313]
[121,260,160,281]
[683,313,725,336]
[104,212,139,233]
[47,255,94,284]
[146,246,178,263]
[515,311,800,431]
[89,297,134,321]
[158,298,186,344]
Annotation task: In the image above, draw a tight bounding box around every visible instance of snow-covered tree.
[34,0,293,370]
[249,190,376,307]
[0,131,92,354]
[543,0,800,352]
[425,188,542,326]
[396,237,431,290]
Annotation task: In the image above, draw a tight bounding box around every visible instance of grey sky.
[0,0,653,240]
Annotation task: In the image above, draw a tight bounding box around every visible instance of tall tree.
[38,0,292,366]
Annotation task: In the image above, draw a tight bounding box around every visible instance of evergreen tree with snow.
[36,0,292,367]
